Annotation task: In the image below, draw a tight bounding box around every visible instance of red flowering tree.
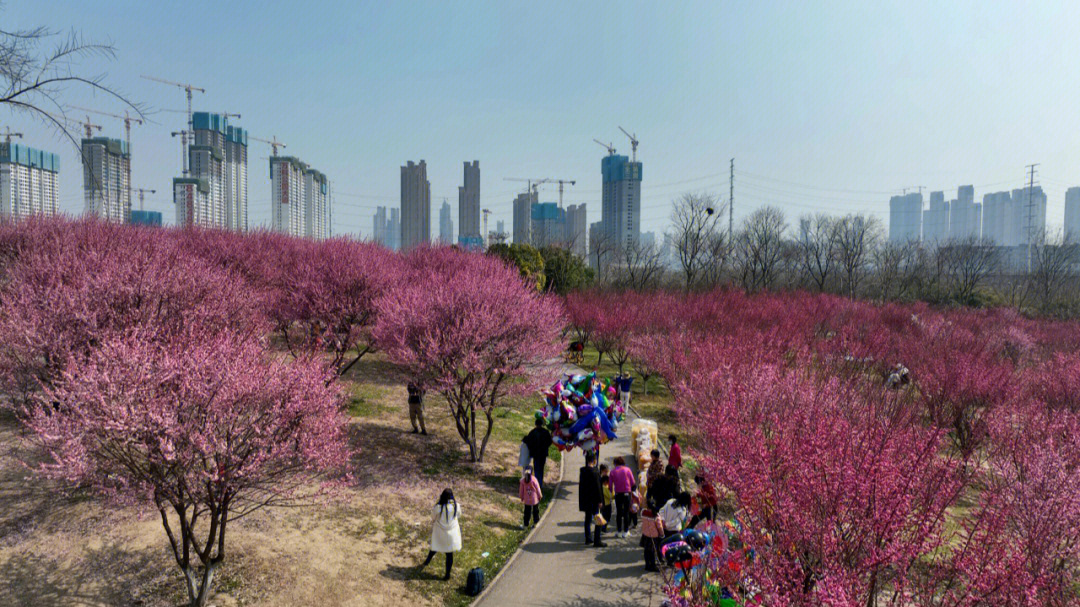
[0,219,261,404]
[22,330,352,607]
[374,247,563,462]
[272,238,398,376]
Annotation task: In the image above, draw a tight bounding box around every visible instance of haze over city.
[5,1,1080,237]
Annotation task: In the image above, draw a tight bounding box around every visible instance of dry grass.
[0,353,560,607]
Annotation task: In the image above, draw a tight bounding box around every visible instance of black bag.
[465,567,485,596]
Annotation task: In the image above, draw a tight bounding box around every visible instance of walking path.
[476,371,662,607]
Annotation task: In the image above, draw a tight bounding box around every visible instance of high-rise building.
[458,160,481,248]
[0,142,58,219]
[564,204,587,257]
[400,160,430,250]
[175,112,248,231]
[174,177,210,226]
[82,137,130,222]
[130,210,163,227]
[496,220,505,235]
[1065,187,1080,242]
[374,206,388,246]
[888,192,922,242]
[531,202,564,247]
[512,190,537,244]
[269,156,330,239]
[922,191,949,245]
[981,191,1012,245]
[439,199,454,244]
[389,207,401,250]
[949,185,981,240]
[641,231,656,250]
[1012,186,1047,246]
[600,153,643,249]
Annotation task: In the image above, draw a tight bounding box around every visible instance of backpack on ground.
[465,567,485,596]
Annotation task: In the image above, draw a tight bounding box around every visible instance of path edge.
[469,451,566,606]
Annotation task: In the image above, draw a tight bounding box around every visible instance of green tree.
[487,243,547,291]
[539,246,594,295]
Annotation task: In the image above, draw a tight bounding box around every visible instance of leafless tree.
[795,214,838,292]
[617,239,664,290]
[1028,232,1079,314]
[589,230,618,284]
[833,214,881,297]
[698,230,730,288]
[734,206,787,292]
[669,192,725,290]
[872,240,922,301]
[2,22,139,149]
[938,237,999,303]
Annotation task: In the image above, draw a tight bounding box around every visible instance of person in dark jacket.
[578,452,606,547]
[523,417,553,492]
[407,382,427,435]
[646,464,679,512]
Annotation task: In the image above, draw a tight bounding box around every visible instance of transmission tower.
[1025,163,1040,273]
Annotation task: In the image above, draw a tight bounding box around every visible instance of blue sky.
[5,1,1080,236]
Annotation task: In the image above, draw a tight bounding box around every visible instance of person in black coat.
[578,452,606,547]
[646,464,679,512]
[523,417,553,492]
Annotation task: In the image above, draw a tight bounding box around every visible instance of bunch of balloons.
[539,372,626,453]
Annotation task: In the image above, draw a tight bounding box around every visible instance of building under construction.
[270,155,330,240]
[0,141,59,219]
[83,137,130,222]
[173,112,248,230]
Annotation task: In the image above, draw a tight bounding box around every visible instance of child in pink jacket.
[519,466,543,529]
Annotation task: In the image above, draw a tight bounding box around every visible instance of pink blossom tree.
[22,330,352,607]
[374,247,563,462]
[0,219,262,405]
[272,238,399,376]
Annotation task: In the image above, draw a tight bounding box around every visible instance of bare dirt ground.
[0,354,558,607]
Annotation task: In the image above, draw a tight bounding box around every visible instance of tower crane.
[618,126,638,162]
[593,139,616,156]
[142,75,205,176]
[72,106,145,209]
[554,179,576,208]
[158,108,241,119]
[73,115,103,139]
[250,135,286,156]
[503,177,551,196]
[0,127,22,144]
[132,188,156,211]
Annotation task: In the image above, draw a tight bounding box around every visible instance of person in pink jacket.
[519,465,543,529]
[608,456,637,537]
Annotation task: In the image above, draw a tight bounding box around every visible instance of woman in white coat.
[420,488,461,580]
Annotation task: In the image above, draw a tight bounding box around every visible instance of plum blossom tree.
[0,218,262,405]
[22,330,352,607]
[273,238,398,376]
[374,247,563,462]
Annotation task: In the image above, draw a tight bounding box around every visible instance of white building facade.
[0,142,58,219]
[82,137,130,222]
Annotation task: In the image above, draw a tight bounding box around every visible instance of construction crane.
[557,177,574,207]
[482,208,492,248]
[72,106,144,208]
[593,139,616,156]
[618,126,639,162]
[250,135,286,156]
[503,177,551,196]
[0,127,22,144]
[158,108,241,119]
[142,75,205,175]
[132,188,156,211]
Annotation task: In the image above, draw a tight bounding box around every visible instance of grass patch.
[346,383,391,417]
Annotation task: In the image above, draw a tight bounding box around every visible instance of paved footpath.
[476,378,664,607]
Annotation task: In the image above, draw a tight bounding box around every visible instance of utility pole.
[729,158,734,242]
[1025,163,1040,274]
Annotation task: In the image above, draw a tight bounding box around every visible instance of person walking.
[419,488,461,580]
[578,452,606,547]
[668,434,682,470]
[640,506,663,572]
[599,464,613,534]
[523,417,553,492]
[688,474,720,529]
[609,456,637,538]
[645,449,664,489]
[519,466,542,529]
[407,382,427,435]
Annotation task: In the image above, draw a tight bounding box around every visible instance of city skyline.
[5,2,1080,239]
